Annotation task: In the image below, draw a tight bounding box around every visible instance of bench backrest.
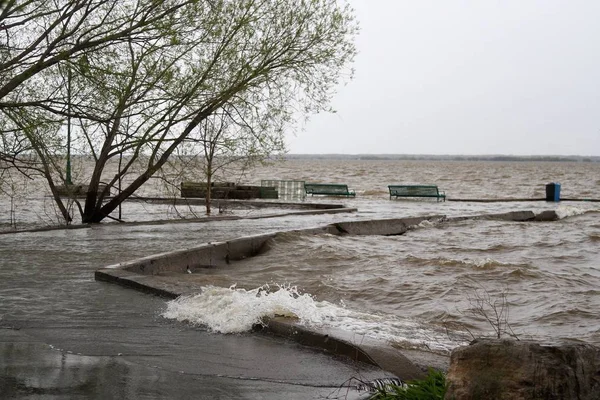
[388,185,440,197]
[305,183,350,194]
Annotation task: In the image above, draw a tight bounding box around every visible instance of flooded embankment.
[1,208,405,399]
[2,159,600,397]
[95,207,599,378]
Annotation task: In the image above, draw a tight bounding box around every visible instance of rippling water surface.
[1,159,599,354]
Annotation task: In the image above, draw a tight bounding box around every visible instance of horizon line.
[285,153,600,158]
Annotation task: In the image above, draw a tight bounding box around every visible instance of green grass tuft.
[371,369,447,400]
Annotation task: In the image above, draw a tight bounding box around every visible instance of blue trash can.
[545,183,561,202]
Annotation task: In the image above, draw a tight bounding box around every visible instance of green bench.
[304,183,356,197]
[388,185,446,202]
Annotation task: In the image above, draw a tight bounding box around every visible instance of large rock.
[445,339,600,400]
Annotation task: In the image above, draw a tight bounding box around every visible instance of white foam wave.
[408,218,444,230]
[555,205,587,219]
[408,254,510,269]
[438,256,507,268]
[471,257,509,268]
[162,284,459,353]
[162,284,335,334]
[414,220,436,229]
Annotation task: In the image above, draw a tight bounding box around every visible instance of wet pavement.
[0,213,391,399]
[1,320,386,399]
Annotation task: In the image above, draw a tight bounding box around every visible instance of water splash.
[161,284,459,353]
[555,205,587,219]
[162,284,336,333]
[406,254,527,270]
[412,219,437,229]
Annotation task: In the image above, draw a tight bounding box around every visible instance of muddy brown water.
[0,159,599,397]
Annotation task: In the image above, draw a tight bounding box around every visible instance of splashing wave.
[161,284,459,353]
[162,284,330,333]
[555,205,589,219]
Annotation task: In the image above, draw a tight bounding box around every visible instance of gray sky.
[287,0,600,156]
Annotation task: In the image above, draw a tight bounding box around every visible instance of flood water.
[1,159,599,358]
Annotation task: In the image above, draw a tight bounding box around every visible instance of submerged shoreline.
[95,208,581,379]
[2,159,599,397]
[1,192,598,397]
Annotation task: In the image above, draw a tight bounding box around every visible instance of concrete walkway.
[0,213,392,400]
[0,315,390,399]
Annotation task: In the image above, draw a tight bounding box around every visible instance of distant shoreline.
[284,154,600,162]
[35,153,600,163]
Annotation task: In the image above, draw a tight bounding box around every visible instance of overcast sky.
[287,0,600,156]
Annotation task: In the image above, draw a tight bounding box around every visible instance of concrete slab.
[260,317,448,379]
[226,233,276,261]
[478,211,536,221]
[448,211,537,223]
[333,215,446,236]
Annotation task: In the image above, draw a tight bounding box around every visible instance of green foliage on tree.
[0,0,357,223]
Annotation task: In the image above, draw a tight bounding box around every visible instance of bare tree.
[178,104,285,215]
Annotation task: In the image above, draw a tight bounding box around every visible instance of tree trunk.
[205,160,212,215]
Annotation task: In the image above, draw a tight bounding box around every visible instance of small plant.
[442,284,520,342]
[465,286,518,340]
[371,369,447,400]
